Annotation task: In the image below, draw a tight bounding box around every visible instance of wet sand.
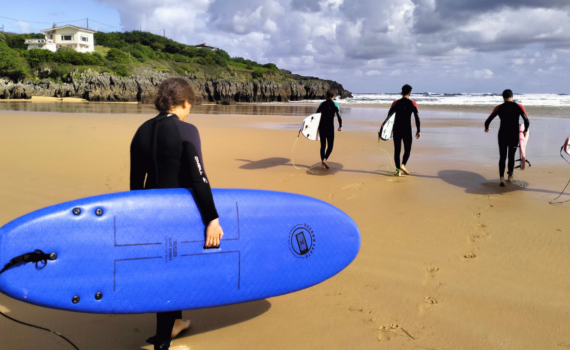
[1,108,570,350]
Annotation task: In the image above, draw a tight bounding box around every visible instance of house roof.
[41,25,97,34]
[194,43,218,50]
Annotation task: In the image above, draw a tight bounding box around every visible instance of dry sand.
[0,109,570,350]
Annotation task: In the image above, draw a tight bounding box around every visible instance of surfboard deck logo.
[288,224,315,258]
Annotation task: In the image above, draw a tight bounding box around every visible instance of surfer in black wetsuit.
[130,78,224,350]
[316,90,342,169]
[382,84,421,176]
[485,89,530,187]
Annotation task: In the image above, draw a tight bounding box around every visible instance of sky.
[2,0,570,93]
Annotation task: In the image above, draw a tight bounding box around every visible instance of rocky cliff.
[0,69,352,104]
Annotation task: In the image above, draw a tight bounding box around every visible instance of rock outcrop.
[0,69,352,104]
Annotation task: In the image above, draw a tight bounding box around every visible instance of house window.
[61,35,72,41]
[38,45,43,48]
[48,35,53,39]
[81,36,88,42]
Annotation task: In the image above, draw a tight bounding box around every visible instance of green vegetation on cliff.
[0,30,282,82]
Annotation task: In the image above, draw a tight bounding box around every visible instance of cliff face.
[0,69,352,104]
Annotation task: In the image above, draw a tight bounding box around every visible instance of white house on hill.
[25,24,96,53]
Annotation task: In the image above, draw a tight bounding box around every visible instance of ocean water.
[337,93,570,107]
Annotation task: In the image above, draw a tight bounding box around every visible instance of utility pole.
[1,25,3,32]
[163,29,165,37]
[87,18,89,29]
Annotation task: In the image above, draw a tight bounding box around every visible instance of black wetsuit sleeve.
[519,104,530,132]
[316,102,324,114]
[412,104,420,133]
[130,131,146,191]
[485,105,500,130]
[336,106,342,128]
[183,141,219,223]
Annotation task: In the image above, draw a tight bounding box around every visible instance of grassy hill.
[0,30,283,83]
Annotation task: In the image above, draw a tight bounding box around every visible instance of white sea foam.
[331,93,570,107]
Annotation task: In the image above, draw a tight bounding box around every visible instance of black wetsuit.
[130,113,219,350]
[386,98,420,169]
[485,102,530,177]
[316,100,342,161]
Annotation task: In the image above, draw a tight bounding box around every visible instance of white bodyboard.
[379,112,395,141]
[301,113,321,141]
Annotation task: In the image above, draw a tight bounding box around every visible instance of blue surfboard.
[0,189,360,314]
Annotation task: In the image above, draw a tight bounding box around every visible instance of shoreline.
[1,99,570,120]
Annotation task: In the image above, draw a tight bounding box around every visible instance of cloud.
[92,0,570,92]
[473,69,494,79]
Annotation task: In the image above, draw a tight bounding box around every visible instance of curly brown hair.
[154,78,196,113]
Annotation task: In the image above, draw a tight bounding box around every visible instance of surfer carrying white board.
[485,89,530,187]
[130,78,224,349]
[382,84,421,176]
[316,90,343,169]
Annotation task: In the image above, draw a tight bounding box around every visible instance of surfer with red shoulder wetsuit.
[485,89,530,187]
[316,90,343,170]
[382,84,421,176]
[130,78,224,350]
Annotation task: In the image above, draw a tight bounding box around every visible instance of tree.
[0,42,29,81]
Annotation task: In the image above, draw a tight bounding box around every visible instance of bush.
[252,71,263,79]
[0,33,6,43]
[106,48,130,64]
[175,67,185,76]
[0,42,29,80]
[57,46,75,53]
[24,48,54,68]
[263,63,278,71]
[113,65,129,77]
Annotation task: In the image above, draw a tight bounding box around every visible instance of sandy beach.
[1,105,570,350]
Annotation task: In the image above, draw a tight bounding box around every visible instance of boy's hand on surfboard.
[205,218,224,248]
[416,132,421,139]
[338,127,342,132]
[485,129,490,133]
[524,131,528,137]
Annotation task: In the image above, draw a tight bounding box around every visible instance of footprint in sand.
[424,296,438,304]
[378,324,400,342]
[473,212,481,218]
[486,204,494,208]
[464,252,477,259]
[424,266,440,281]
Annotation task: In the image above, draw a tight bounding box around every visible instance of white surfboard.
[300,113,321,141]
[379,112,395,141]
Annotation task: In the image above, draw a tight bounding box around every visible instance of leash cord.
[377,137,396,173]
[0,311,79,350]
[550,148,570,204]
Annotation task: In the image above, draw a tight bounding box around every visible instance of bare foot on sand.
[323,159,330,170]
[400,164,410,175]
[172,319,191,338]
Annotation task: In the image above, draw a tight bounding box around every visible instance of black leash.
[0,310,80,349]
[550,148,570,204]
[0,250,79,349]
[0,249,54,275]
